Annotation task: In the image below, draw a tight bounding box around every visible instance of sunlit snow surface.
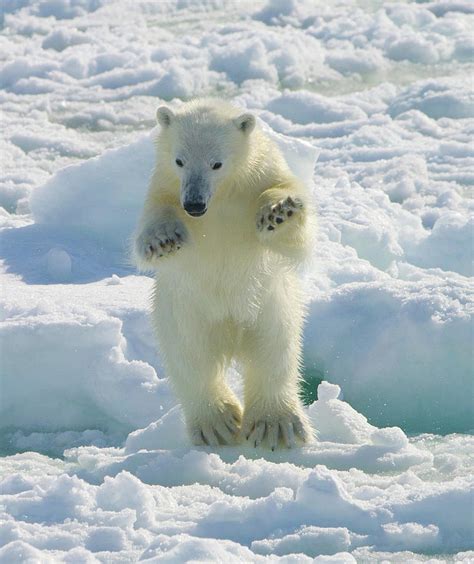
[1,0,473,562]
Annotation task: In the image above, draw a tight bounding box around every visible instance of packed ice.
[1,0,473,562]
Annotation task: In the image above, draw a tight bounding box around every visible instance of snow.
[1,0,473,561]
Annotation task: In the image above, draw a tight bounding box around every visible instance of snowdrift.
[1,382,473,562]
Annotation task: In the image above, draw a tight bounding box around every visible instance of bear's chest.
[165,239,272,324]
[188,195,256,250]
[162,197,273,322]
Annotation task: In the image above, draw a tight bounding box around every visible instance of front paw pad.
[257,196,304,232]
[136,222,186,262]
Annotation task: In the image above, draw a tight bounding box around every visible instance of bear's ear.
[233,113,255,135]
[156,106,174,128]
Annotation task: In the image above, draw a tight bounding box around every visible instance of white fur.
[133,99,315,449]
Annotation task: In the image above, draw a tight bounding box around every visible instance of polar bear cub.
[134,98,314,449]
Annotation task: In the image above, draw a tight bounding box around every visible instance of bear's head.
[155,99,256,217]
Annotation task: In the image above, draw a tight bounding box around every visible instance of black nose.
[184,201,207,217]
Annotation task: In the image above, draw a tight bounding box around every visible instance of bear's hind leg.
[154,297,242,446]
[240,279,314,450]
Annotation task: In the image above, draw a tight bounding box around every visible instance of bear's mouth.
[183,202,208,217]
[186,209,207,217]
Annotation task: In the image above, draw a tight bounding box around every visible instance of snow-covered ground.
[1,0,473,561]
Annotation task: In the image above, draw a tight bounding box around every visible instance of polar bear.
[133,99,314,449]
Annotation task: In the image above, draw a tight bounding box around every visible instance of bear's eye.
[175,159,184,167]
[212,162,222,170]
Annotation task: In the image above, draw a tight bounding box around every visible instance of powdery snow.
[1,0,473,562]
[1,384,473,562]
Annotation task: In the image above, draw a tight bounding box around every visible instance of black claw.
[271,446,275,452]
[267,225,275,231]
[287,210,293,217]
[254,440,257,448]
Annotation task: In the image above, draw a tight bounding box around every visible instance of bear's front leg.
[134,217,187,267]
[255,188,311,261]
[257,195,304,233]
[240,275,314,450]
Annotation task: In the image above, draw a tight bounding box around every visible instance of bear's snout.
[183,200,207,217]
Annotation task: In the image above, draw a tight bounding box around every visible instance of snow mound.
[389,77,474,119]
[304,270,473,433]
[119,383,428,477]
[307,382,376,444]
[0,276,175,439]
[30,133,155,254]
[2,437,472,561]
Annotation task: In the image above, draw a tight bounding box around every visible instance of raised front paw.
[241,401,313,450]
[134,220,187,264]
[188,399,243,447]
[257,196,304,233]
